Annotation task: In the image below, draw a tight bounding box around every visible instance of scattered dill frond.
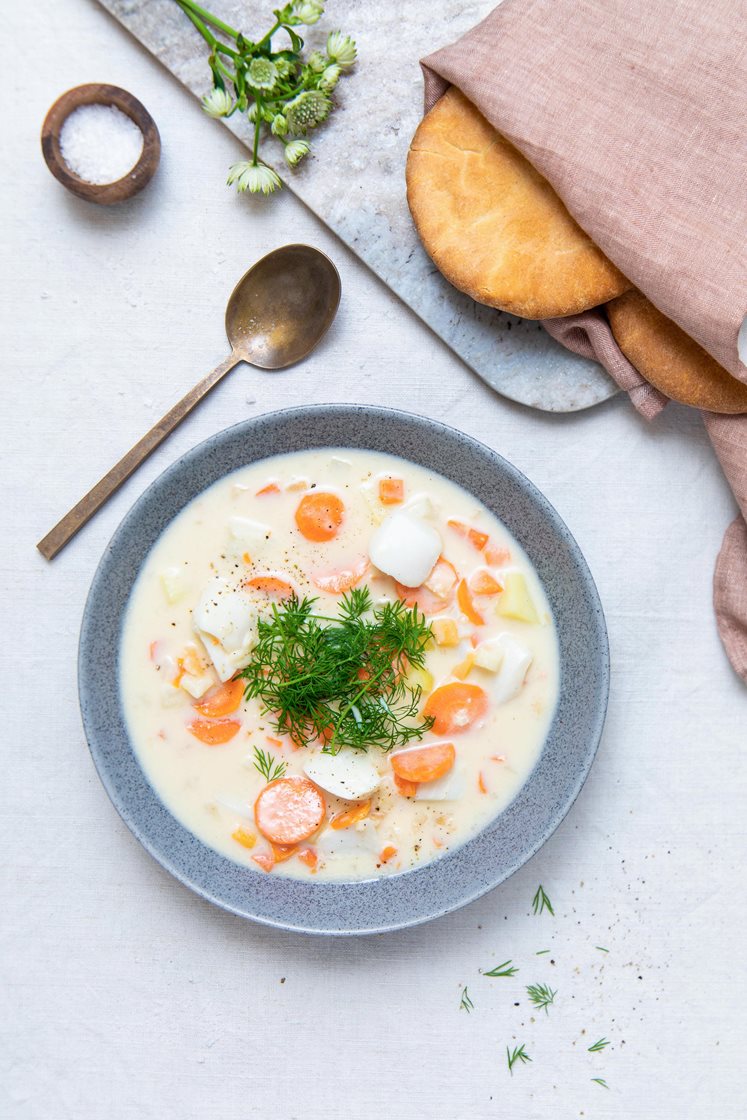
[240,588,434,752]
[535,949,550,955]
[526,982,556,1014]
[591,1078,609,1089]
[506,1044,531,1074]
[531,884,554,916]
[588,1037,610,1052]
[483,960,519,978]
[459,986,474,1013]
[252,745,287,782]
[595,946,609,953]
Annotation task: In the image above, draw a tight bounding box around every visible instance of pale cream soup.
[120,449,559,881]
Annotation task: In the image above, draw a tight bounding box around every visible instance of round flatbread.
[406,87,630,319]
[607,289,747,413]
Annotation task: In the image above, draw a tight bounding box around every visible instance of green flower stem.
[176,0,239,39]
[212,55,236,82]
[252,99,262,163]
[255,18,282,50]
[178,2,218,48]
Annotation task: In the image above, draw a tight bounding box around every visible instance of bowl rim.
[78,403,609,935]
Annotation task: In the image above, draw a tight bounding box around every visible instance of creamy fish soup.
[120,450,559,880]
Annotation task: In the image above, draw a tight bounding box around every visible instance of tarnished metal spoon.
[37,244,341,560]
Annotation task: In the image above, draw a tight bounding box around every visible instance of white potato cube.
[160,566,188,604]
[368,510,442,588]
[179,672,215,699]
[404,493,435,519]
[303,750,381,800]
[492,633,533,704]
[227,516,272,545]
[496,571,540,624]
[472,639,505,673]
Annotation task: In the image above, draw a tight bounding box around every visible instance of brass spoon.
[37,244,341,560]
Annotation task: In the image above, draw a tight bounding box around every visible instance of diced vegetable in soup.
[120,450,559,881]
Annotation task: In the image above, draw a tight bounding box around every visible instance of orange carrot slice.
[396,559,458,614]
[252,852,275,872]
[424,557,459,599]
[270,842,298,864]
[423,682,489,735]
[379,477,404,504]
[478,772,488,794]
[312,557,369,594]
[243,575,295,599]
[254,776,326,846]
[330,800,371,830]
[469,570,504,596]
[391,742,456,783]
[188,717,242,745]
[457,579,484,626]
[231,826,256,849]
[380,845,397,863]
[448,520,489,551]
[193,678,244,718]
[256,482,281,497]
[295,492,345,542]
[393,773,419,797]
[485,544,511,567]
[297,847,318,870]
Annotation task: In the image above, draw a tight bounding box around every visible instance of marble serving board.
[97,0,617,412]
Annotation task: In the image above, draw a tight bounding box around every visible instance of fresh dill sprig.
[588,1037,610,1052]
[531,884,554,916]
[483,960,519,978]
[459,986,474,1013]
[252,745,287,782]
[591,1078,609,1089]
[240,588,434,752]
[526,982,556,1014]
[506,1044,531,1074]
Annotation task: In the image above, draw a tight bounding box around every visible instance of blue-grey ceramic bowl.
[79,404,608,935]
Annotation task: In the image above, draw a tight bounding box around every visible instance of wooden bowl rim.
[41,83,161,205]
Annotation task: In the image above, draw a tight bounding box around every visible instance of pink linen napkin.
[420,0,747,683]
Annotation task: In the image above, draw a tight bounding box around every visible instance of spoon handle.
[37,351,240,560]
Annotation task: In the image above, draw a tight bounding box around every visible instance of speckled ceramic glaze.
[79,405,609,935]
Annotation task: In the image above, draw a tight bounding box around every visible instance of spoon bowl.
[38,244,341,560]
[227,244,340,368]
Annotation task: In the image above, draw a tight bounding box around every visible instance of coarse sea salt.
[59,104,144,185]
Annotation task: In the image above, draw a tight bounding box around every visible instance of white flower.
[201,87,233,118]
[247,57,278,90]
[307,51,327,73]
[271,113,288,136]
[284,90,331,135]
[284,139,310,166]
[226,161,282,195]
[318,64,341,91]
[247,101,260,122]
[292,0,324,24]
[326,31,357,69]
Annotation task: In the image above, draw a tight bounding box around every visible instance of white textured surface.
[2,2,745,1118]
[96,0,617,412]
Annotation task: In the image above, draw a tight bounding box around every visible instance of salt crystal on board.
[59,104,144,185]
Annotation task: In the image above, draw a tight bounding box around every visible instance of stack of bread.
[406,89,747,414]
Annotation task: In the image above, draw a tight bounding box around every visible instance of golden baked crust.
[607,289,747,413]
[406,88,630,318]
